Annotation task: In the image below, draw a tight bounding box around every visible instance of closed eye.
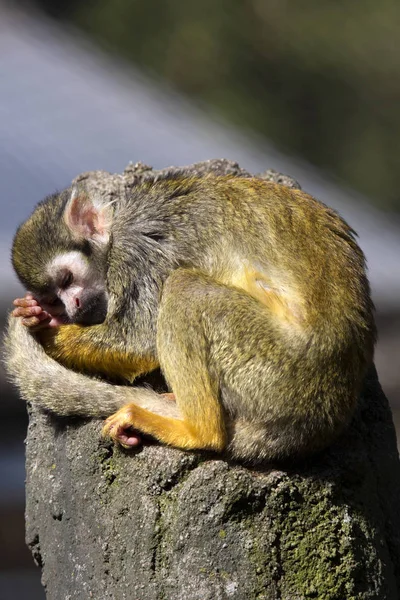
[39,293,60,306]
[59,271,73,289]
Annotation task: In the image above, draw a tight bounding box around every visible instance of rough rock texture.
[24,160,400,599]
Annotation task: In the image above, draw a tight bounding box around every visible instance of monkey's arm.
[36,323,158,382]
[12,295,158,381]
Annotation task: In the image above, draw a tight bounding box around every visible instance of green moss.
[246,477,383,599]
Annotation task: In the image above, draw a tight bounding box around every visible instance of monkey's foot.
[103,407,142,448]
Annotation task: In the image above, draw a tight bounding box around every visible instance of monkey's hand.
[12,294,67,329]
[12,295,159,382]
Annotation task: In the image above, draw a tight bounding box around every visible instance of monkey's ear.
[64,188,111,244]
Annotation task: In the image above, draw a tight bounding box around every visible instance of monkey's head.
[12,187,113,325]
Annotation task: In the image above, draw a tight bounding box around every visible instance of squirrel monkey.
[5,173,376,463]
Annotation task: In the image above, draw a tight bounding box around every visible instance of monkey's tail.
[3,317,177,418]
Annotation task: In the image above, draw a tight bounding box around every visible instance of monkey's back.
[119,173,374,340]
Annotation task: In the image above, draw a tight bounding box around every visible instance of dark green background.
[24,0,400,211]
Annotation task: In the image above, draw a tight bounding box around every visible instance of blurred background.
[0,1,399,598]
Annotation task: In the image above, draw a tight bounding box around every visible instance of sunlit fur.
[5,173,376,463]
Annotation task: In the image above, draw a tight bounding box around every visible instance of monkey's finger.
[21,316,42,327]
[12,305,43,318]
[22,318,52,331]
[36,311,52,321]
[13,297,39,308]
[19,311,52,329]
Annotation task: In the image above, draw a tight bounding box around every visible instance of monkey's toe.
[115,427,142,448]
[102,409,142,448]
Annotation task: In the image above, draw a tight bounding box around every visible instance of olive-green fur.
[5,172,376,462]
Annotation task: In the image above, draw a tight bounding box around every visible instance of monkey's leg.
[103,269,231,452]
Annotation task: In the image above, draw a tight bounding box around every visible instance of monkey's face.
[13,186,113,326]
[37,250,108,326]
